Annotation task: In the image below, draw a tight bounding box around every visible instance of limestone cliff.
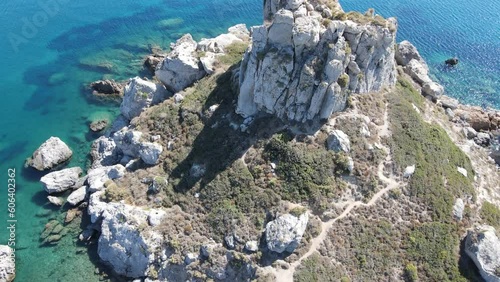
[237,0,397,122]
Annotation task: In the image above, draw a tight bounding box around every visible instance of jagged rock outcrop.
[87,165,126,192]
[465,225,500,282]
[0,245,15,282]
[237,0,397,122]
[156,34,207,93]
[113,128,163,165]
[98,203,165,278]
[395,40,444,99]
[90,136,121,169]
[28,137,73,171]
[265,213,309,253]
[47,196,63,206]
[40,167,83,194]
[120,77,170,120]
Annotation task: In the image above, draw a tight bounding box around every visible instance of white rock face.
[67,186,88,206]
[156,34,206,93]
[0,245,15,282]
[326,130,351,153]
[453,198,465,221]
[28,137,73,170]
[120,77,170,120]
[245,241,259,252]
[138,142,163,165]
[237,0,397,122]
[395,40,428,70]
[265,213,309,253]
[40,167,83,194]
[87,165,126,192]
[465,225,500,282]
[90,136,120,169]
[457,166,468,177]
[98,203,165,278]
[198,24,248,53]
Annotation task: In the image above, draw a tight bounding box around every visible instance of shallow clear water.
[0,0,497,281]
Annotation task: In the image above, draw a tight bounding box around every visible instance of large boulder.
[0,245,15,282]
[90,79,123,95]
[326,130,351,153]
[120,77,170,120]
[87,165,126,192]
[40,167,83,194]
[237,0,397,122]
[67,186,88,206]
[156,34,206,93]
[28,137,73,171]
[138,142,163,165]
[465,225,500,282]
[265,213,309,253]
[98,203,165,278]
[395,40,428,70]
[144,54,165,74]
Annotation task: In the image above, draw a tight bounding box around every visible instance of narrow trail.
[270,99,402,282]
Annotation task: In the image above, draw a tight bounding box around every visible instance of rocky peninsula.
[28,0,499,281]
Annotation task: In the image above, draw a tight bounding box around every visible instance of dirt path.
[270,100,402,282]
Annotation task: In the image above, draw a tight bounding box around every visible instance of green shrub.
[388,78,475,221]
[407,223,466,282]
[337,74,350,88]
[480,201,500,228]
[219,42,248,66]
[404,263,418,282]
[294,253,342,282]
[103,183,130,202]
[263,136,346,207]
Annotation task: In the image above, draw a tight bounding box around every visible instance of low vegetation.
[480,201,500,228]
[388,78,475,221]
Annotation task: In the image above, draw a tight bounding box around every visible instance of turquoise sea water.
[0,0,497,281]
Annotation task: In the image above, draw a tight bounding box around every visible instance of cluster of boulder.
[395,40,444,99]
[237,0,398,122]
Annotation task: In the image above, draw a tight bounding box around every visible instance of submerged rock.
[465,225,500,282]
[89,119,109,132]
[28,137,73,171]
[120,77,170,120]
[265,213,309,253]
[47,196,63,206]
[90,79,123,95]
[40,167,83,194]
[0,245,15,282]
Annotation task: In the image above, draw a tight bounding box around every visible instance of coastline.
[0,0,498,281]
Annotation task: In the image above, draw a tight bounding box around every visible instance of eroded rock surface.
[40,167,83,194]
[237,0,397,122]
[465,225,500,282]
[265,213,309,253]
[120,77,170,120]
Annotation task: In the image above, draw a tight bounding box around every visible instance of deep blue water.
[0,0,497,281]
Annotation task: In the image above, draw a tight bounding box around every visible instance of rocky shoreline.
[25,0,499,281]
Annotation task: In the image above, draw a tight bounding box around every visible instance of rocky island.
[30,0,499,281]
